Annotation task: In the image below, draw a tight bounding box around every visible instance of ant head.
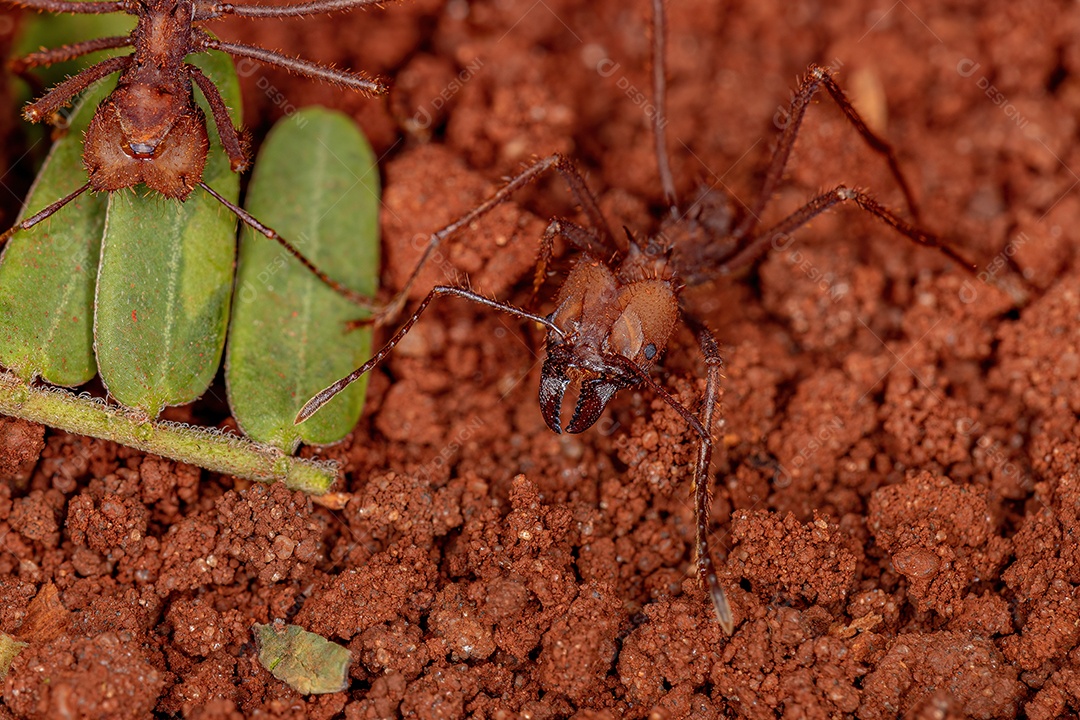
[83,93,209,199]
[538,256,679,434]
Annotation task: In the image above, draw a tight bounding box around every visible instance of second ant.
[1,0,398,304]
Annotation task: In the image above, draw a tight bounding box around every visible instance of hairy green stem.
[0,371,337,494]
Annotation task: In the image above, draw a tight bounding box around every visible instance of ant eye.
[644,343,657,360]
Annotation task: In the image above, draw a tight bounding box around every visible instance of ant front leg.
[691,327,732,634]
[188,64,248,172]
[603,325,731,633]
[9,36,131,102]
[531,217,610,304]
[379,153,615,326]
[21,55,130,122]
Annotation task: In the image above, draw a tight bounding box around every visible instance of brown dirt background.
[1,0,1079,717]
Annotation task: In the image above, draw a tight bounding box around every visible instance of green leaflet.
[94,51,240,417]
[254,622,351,695]
[0,79,112,386]
[226,108,379,451]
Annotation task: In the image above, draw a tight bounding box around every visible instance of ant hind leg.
[376,153,614,326]
[731,64,924,247]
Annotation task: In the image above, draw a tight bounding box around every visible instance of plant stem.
[0,371,337,494]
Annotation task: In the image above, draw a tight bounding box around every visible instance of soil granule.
[1,0,1078,718]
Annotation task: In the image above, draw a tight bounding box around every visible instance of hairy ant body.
[0,0,393,304]
[297,0,968,634]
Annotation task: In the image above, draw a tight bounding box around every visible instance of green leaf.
[226,108,379,451]
[254,622,351,695]
[94,51,241,417]
[0,78,112,386]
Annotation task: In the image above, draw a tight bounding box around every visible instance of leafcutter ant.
[297,0,969,634]
[0,0,393,304]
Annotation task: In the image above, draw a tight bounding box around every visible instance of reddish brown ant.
[297,0,969,634]
[0,0,394,304]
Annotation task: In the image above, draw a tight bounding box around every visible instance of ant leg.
[197,182,377,309]
[604,329,733,633]
[296,285,560,422]
[650,0,678,214]
[188,64,248,172]
[6,0,125,13]
[21,54,130,123]
[378,157,561,325]
[720,185,973,274]
[531,218,608,302]
[550,155,615,249]
[10,36,131,99]
[0,182,91,249]
[204,0,390,19]
[196,36,386,95]
[692,328,732,634]
[10,36,131,73]
[379,153,613,326]
[732,64,922,245]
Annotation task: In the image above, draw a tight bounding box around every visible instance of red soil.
[1,0,1078,717]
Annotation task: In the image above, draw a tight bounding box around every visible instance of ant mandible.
[0,0,394,305]
[297,0,970,634]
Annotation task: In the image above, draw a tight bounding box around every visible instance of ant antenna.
[295,285,563,422]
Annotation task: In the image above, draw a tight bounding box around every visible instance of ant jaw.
[539,358,623,435]
[538,371,569,435]
[565,378,620,434]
